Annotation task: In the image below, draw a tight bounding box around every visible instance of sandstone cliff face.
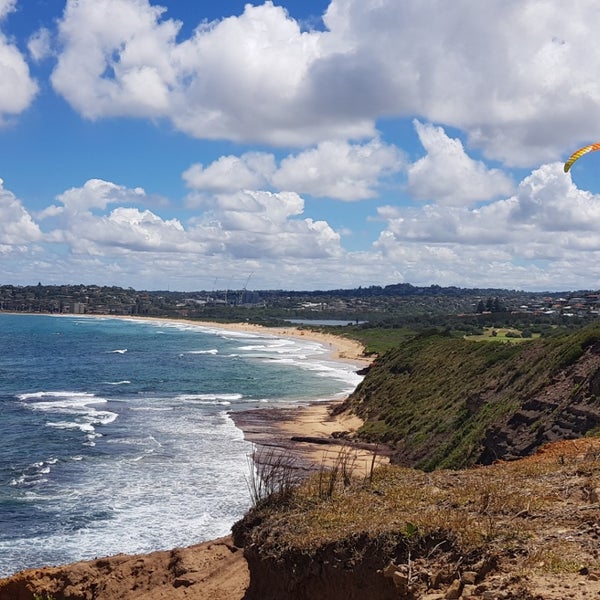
[0,537,247,600]
[479,343,600,463]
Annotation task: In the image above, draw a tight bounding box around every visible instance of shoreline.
[110,315,384,470]
[230,400,390,473]
[100,315,383,470]
[42,312,371,366]
[7,310,371,365]
[9,310,380,466]
[0,312,383,586]
[50,312,381,468]
[129,315,371,367]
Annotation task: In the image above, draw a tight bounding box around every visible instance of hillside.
[3,325,600,599]
[232,437,600,600]
[337,325,600,470]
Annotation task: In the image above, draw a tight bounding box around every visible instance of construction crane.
[239,272,253,305]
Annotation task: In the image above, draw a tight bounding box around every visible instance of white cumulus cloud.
[0,1,38,121]
[184,138,403,201]
[272,138,403,201]
[0,178,43,250]
[183,153,275,195]
[47,0,600,164]
[373,161,600,289]
[28,27,53,62]
[407,121,515,206]
[0,0,15,20]
[189,190,342,259]
[38,179,343,265]
[43,178,146,215]
[52,0,180,118]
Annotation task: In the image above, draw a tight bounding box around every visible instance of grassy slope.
[233,438,600,599]
[341,325,600,470]
[232,325,600,600]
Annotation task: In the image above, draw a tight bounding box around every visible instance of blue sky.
[2,0,600,291]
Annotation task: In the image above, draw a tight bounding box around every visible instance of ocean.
[0,314,362,577]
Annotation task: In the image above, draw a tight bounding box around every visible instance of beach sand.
[144,317,370,365]
[179,319,388,471]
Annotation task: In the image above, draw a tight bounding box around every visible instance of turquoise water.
[0,314,361,576]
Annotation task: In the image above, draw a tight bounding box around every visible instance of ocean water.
[0,314,362,577]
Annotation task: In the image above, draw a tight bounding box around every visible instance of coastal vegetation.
[230,323,600,598]
[233,437,600,599]
[340,324,600,470]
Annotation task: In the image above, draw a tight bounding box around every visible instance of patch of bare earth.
[0,537,247,600]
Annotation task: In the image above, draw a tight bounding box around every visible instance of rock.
[0,536,248,600]
[445,578,462,599]
[432,568,454,588]
[461,571,477,585]
[380,561,399,578]
[392,571,408,591]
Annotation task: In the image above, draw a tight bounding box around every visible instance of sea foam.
[0,314,363,578]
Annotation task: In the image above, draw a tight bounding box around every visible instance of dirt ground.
[0,537,248,600]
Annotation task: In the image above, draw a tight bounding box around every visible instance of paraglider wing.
[564,142,600,172]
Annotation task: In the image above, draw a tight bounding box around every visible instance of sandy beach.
[158,317,386,470]
[133,316,371,365]
[78,313,370,364]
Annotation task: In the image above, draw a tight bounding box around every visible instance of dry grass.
[242,437,600,578]
[245,446,303,507]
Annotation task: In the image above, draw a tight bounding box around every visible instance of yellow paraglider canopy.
[564,142,600,172]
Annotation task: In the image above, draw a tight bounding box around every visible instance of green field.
[465,326,541,342]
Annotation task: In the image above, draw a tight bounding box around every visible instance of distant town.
[1,283,599,323]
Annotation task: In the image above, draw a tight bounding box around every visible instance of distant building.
[70,302,86,314]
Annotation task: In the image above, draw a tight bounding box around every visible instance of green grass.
[338,323,600,470]
[465,326,541,342]
[312,325,418,355]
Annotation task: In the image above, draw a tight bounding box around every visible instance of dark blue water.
[0,314,361,576]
